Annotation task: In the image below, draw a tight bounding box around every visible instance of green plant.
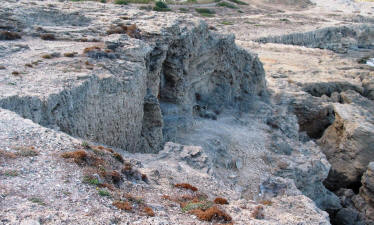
[83,176,100,185]
[153,1,171,11]
[227,0,247,4]
[182,201,213,212]
[216,1,237,8]
[195,8,215,17]
[220,20,234,25]
[81,141,90,149]
[100,0,106,3]
[115,0,128,4]
[4,170,19,177]
[98,189,111,197]
[179,7,189,12]
[28,197,46,206]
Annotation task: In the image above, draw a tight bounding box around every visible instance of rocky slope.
[1,0,374,224]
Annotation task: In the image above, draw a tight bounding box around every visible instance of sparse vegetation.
[25,63,33,68]
[4,170,19,177]
[83,175,100,185]
[358,56,370,64]
[195,8,215,17]
[83,46,101,54]
[216,1,237,8]
[260,200,272,206]
[14,146,39,157]
[220,20,234,25]
[175,183,198,192]
[98,189,111,197]
[179,7,189,12]
[28,197,46,206]
[0,65,5,70]
[11,71,20,76]
[107,24,141,38]
[114,0,128,4]
[81,141,90,148]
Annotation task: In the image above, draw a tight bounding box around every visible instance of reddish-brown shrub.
[113,201,132,211]
[260,200,272,206]
[175,183,198,192]
[61,150,88,164]
[143,206,155,217]
[83,46,101,54]
[106,24,140,38]
[190,206,232,222]
[214,197,229,205]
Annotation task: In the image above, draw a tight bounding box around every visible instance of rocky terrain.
[0,0,373,224]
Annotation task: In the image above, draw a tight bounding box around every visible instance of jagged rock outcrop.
[255,24,374,53]
[319,90,374,190]
[0,2,266,153]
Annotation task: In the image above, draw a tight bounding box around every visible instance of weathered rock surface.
[256,24,374,53]
[319,90,374,191]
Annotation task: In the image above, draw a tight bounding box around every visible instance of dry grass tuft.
[260,200,272,206]
[14,146,39,157]
[40,33,55,40]
[83,46,101,54]
[190,206,232,222]
[63,52,78,57]
[107,24,141,38]
[61,150,88,164]
[251,205,264,219]
[214,197,229,205]
[142,206,155,217]
[113,201,132,211]
[113,152,124,163]
[0,150,17,159]
[175,183,198,192]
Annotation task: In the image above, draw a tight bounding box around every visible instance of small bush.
[214,197,228,205]
[83,46,101,54]
[179,7,189,12]
[0,31,21,40]
[25,63,33,68]
[4,170,19,177]
[143,206,155,217]
[64,52,78,57]
[40,33,55,40]
[190,206,232,222]
[154,1,171,11]
[113,201,132,210]
[260,200,272,206]
[220,21,234,25]
[181,201,213,212]
[61,150,88,164]
[0,65,5,70]
[114,0,128,4]
[11,71,20,76]
[216,1,237,8]
[175,183,198,192]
